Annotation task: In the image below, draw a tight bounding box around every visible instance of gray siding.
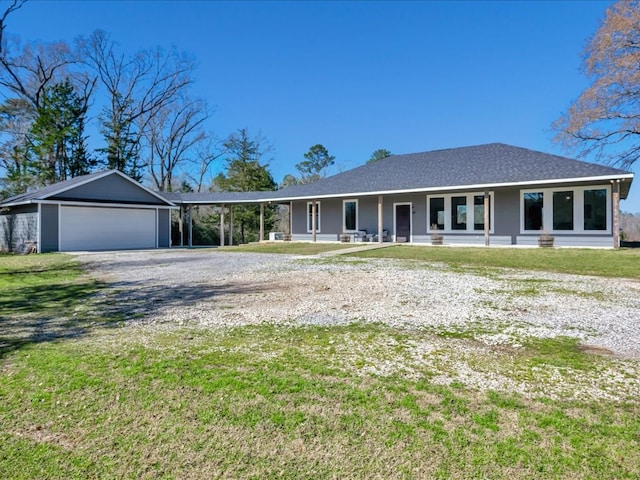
[292,194,426,239]
[493,188,520,242]
[0,205,38,252]
[290,182,617,247]
[50,174,166,205]
[158,208,171,247]
[40,204,59,252]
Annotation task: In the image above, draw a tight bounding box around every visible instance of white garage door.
[60,206,156,251]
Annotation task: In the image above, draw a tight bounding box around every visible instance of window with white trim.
[343,199,358,232]
[427,192,493,233]
[306,201,321,233]
[520,186,610,234]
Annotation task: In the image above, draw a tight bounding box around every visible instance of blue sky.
[9,0,639,212]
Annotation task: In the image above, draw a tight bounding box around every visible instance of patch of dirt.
[578,344,614,356]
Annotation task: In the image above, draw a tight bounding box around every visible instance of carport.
[161,191,286,247]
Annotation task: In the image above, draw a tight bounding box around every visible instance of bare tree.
[0,0,76,110]
[77,30,197,180]
[187,135,226,192]
[144,96,209,191]
[554,1,640,168]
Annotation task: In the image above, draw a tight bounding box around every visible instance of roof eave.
[265,173,635,202]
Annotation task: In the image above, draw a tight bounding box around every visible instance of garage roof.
[1,170,175,207]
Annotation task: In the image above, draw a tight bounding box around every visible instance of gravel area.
[77,249,640,359]
[73,248,640,401]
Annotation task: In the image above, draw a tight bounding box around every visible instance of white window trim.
[306,201,321,233]
[519,185,611,234]
[426,192,494,234]
[342,199,358,232]
[393,202,413,242]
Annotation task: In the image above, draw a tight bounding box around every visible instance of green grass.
[353,245,640,278]
[1,324,638,479]
[1,254,639,479]
[0,253,102,358]
[221,241,355,255]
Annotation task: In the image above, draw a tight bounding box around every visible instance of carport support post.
[613,180,620,249]
[229,206,233,246]
[377,195,383,243]
[259,202,265,242]
[484,190,490,246]
[220,204,225,247]
[179,205,184,247]
[311,200,317,242]
[188,205,193,248]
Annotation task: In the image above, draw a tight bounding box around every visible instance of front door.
[395,204,411,242]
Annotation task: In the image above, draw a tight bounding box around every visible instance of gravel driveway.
[76,249,640,359]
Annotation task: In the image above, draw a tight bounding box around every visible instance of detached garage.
[0,170,175,253]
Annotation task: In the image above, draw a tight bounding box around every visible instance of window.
[429,197,445,230]
[553,191,573,230]
[584,189,606,230]
[451,196,467,230]
[521,185,610,234]
[306,201,320,232]
[427,192,494,233]
[343,200,358,232]
[524,192,544,231]
[473,195,488,230]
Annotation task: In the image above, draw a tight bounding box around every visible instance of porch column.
[484,190,490,247]
[220,204,225,247]
[613,180,620,249]
[188,205,193,248]
[229,206,233,246]
[289,201,293,238]
[311,200,317,242]
[377,195,383,243]
[259,202,265,242]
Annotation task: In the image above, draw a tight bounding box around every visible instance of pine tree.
[28,80,94,184]
[214,129,277,244]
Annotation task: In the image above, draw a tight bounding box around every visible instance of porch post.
[259,202,265,242]
[484,190,490,246]
[612,180,620,249]
[220,204,225,247]
[229,206,233,246]
[377,195,383,243]
[311,200,317,242]
[289,201,293,238]
[188,205,193,248]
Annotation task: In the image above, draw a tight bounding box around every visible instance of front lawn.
[0,253,638,479]
[355,245,640,278]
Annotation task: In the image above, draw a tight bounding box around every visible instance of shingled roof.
[4,144,632,207]
[266,143,633,201]
[0,170,174,207]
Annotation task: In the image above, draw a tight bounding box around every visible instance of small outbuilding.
[0,170,174,253]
